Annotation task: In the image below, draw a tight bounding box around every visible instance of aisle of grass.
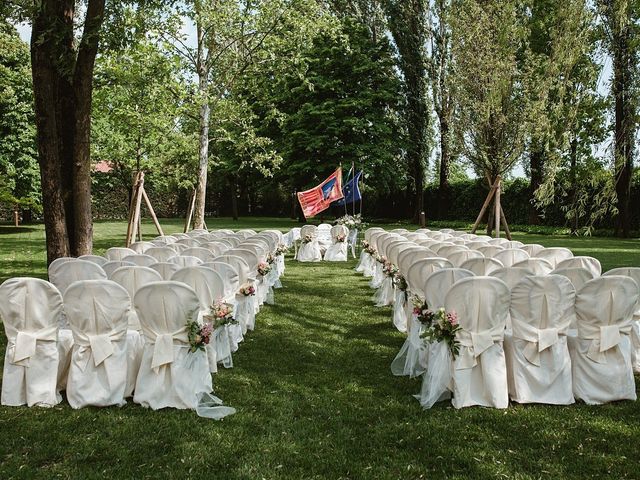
[0,219,639,478]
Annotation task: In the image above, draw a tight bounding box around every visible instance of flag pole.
[352,161,356,217]
[341,163,348,216]
[359,168,364,216]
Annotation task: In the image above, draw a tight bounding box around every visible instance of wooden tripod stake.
[470,174,512,240]
[125,171,164,246]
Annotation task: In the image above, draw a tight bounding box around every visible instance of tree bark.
[31,0,104,264]
[231,176,239,221]
[438,117,451,219]
[569,136,579,234]
[193,8,210,230]
[386,0,430,224]
[528,147,544,225]
[612,11,634,238]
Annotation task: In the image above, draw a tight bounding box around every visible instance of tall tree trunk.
[231,176,239,221]
[438,117,451,219]
[528,147,544,225]
[386,0,430,224]
[569,136,579,234]
[31,0,104,264]
[193,10,210,230]
[612,13,634,238]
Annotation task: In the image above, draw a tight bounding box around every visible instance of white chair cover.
[603,267,640,372]
[520,244,544,257]
[133,281,213,410]
[490,267,535,290]
[128,241,154,253]
[324,225,349,261]
[1,278,64,407]
[171,267,231,369]
[568,276,638,404]
[555,256,602,277]
[406,258,453,298]
[78,254,108,266]
[49,260,107,298]
[64,280,131,408]
[504,275,575,404]
[145,247,177,262]
[110,266,163,330]
[446,277,510,409]
[296,225,322,262]
[512,258,554,275]
[105,247,136,261]
[169,255,203,267]
[149,261,180,280]
[552,267,595,293]
[448,250,483,268]
[103,260,136,278]
[476,245,504,258]
[182,247,217,264]
[122,254,157,267]
[535,247,574,268]
[494,248,530,268]
[201,261,240,303]
[460,257,504,276]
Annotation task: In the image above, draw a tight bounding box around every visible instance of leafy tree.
[0,21,40,217]
[384,0,431,221]
[92,38,195,208]
[244,17,404,218]
[597,0,639,237]
[429,0,457,218]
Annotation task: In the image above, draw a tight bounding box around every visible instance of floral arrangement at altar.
[257,261,272,277]
[335,213,366,230]
[412,298,461,358]
[186,319,213,353]
[238,283,256,296]
[204,300,237,329]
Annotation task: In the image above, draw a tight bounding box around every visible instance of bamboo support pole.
[141,187,164,236]
[471,180,499,234]
[494,176,501,238]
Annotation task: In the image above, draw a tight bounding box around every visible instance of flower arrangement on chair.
[335,233,346,243]
[412,298,461,359]
[275,244,289,256]
[393,273,408,292]
[257,261,272,277]
[204,300,237,327]
[376,254,387,264]
[238,283,256,296]
[383,261,399,277]
[266,253,276,264]
[186,320,213,353]
[301,234,313,244]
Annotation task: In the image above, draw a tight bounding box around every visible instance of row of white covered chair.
[1,227,288,412]
[357,227,640,408]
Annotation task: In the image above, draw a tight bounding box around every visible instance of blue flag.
[333,171,362,206]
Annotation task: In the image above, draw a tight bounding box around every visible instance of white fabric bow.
[11,325,58,366]
[456,329,500,370]
[522,327,559,366]
[72,328,125,371]
[586,325,621,364]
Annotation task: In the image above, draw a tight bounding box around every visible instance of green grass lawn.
[0,218,639,479]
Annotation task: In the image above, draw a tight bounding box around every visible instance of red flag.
[297,168,344,218]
